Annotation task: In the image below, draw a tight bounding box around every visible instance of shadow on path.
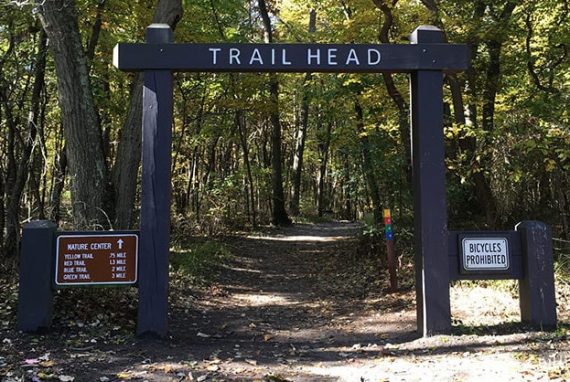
[156,221,420,380]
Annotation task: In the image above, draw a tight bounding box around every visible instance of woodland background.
[0,0,569,266]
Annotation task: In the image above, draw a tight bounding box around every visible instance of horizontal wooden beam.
[113,43,470,73]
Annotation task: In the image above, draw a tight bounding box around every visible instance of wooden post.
[384,208,397,291]
[137,24,174,337]
[410,25,451,336]
[516,221,557,330]
[17,220,57,332]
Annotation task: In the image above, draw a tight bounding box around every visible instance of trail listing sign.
[461,237,509,272]
[55,234,138,286]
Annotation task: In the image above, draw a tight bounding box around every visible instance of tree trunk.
[258,0,291,226]
[0,160,4,257]
[355,99,382,225]
[341,152,353,220]
[37,0,111,229]
[290,9,316,216]
[4,30,47,257]
[317,120,332,217]
[477,3,517,227]
[48,145,67,223]
[86,0,106,72]
[236,110,257,227]
[373,0,412,183]
[112,0,183,229]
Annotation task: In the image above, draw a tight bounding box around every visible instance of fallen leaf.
[263,334,273,342]
[37,372,55,379]
[116,372,133,380]
[59,376,75,382]
[197,332,210,338]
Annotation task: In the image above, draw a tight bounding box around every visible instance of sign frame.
[460,236,510,273]
[54,231,139,287]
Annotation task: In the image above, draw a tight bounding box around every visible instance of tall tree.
[372,0,412,182]
[3,29,48,258]
[258,0,292,225]
[290,8,316,216]
[112,0,183,229]
[36,0,111,229]
[355,98,382,225]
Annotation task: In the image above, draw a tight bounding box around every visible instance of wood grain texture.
[17,220,57,332]
[516,221,557,330]
[137,26,174,338]
[410,26,451,337]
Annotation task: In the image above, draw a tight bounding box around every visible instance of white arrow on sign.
[117,239,124,250]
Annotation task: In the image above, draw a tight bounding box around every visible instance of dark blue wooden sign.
[113,43,469,73]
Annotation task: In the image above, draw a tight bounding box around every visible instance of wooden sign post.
[112,23,469,337]
[384,208,397,292]
[137,24,174,337]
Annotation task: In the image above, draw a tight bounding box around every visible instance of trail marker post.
[384,208,397,291]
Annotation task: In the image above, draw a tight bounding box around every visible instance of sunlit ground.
[246,234,349,242]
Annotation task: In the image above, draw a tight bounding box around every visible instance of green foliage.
[170,241,231,283]
[1,0,570,270]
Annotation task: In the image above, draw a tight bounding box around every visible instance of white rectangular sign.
[462,238,509,271]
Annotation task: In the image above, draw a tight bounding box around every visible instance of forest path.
[140,221,568,381]
[166,221,417,381]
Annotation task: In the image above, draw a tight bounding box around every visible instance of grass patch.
[170,241,231,284]
[292,214,335,224]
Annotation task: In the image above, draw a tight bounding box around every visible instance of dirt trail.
[166,221,418,380]
[179,223,415,370]
[1,221,569,382]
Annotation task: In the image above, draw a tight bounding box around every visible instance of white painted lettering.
[229,48,241,64]
[346,49,360,65]
[67,243,87,250]
[368,49,381,65]
[209,48,221,65]
[249,48,263,65]
[307,48,320,65]
[328,48,338,65]
[90,242,111,250]
[282,49,291,65]
[271,48,276,65]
